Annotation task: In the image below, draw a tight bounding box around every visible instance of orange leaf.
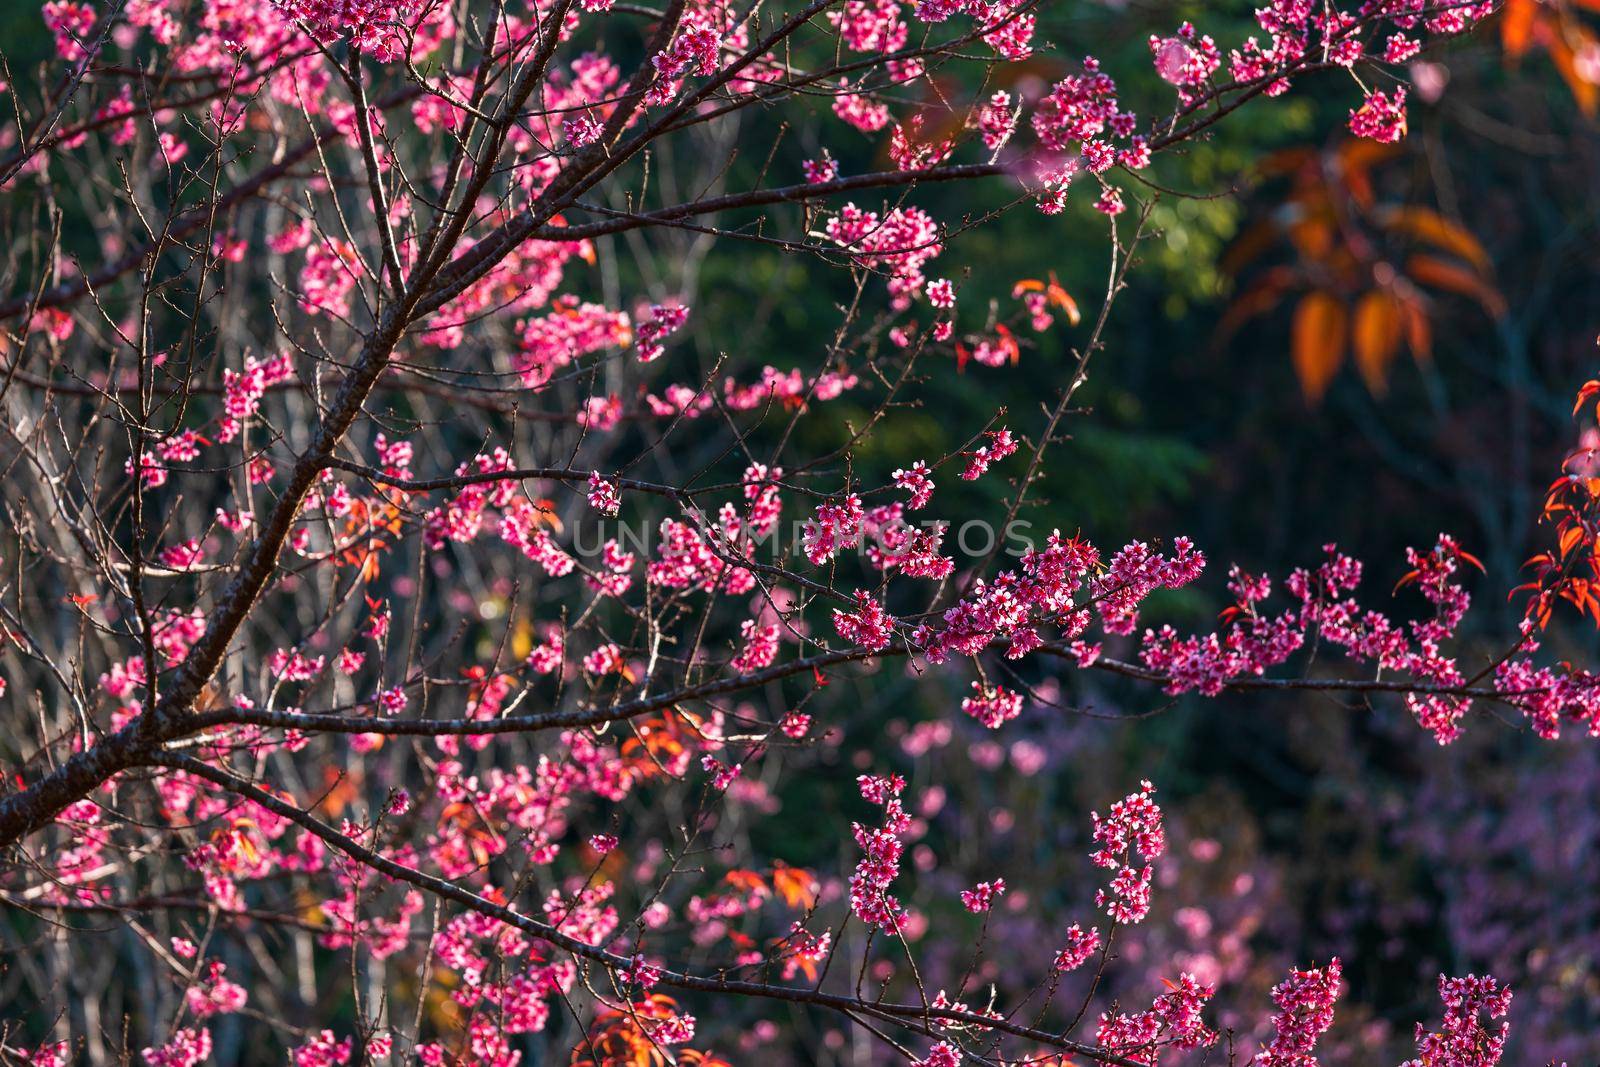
[1378,207,1493,272]
[1572,380,1600,417]
[1256,146,1319,179]
[993,324,1021,365]
[1546,26,1600,117]
[533,500,564,533]
[1291,291,1348,404]
[1216,266,1299,341]
[1405,254,1507,317]
[1335,139,1404,210]
[1398,295,1433,364]
[1045,273,1082,325]
[725,868,768,894]
[1559,524,1586,558]
[1352,290,1403,394]
[681,1053,734,1067]
[1500,0,1540,58]
[772,862,820,909]
[1288,215,1337,262]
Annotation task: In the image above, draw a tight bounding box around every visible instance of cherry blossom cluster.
[642,363,862,418]
[1052,922,1101,973]
[1090,779,1165,924]
[636,303,691,362]
[862,505,954,580]
[1150,23,1222,101]
[825,204,943,307]
[893,461,935,509]
[1253,957,1343,1066]
[648,514,755,594]
[41,1,97,62]
[1138,535,1600,743]
[185,962,247,1018]
[1349,87,1409,143]
[288,1030,352,1067]
[298,238,365,319]
[273,0,417,58]
[1215,0,1495,143]
[646,21,722,106]
[802,495,866,565]
[834,590,897,652]
[517,297,632,387]
[959,877,1006,912]
[1028,56,1147,215]
[586,472,621,517]
[1096,971,1218,1066]
[913,530,1200,665]
[960,682,1022,729]
[429,237,596,353]
[803,153,840,182]
[849,773,912,932]
[960,426,1018,480]
[1401,973,1513,1067]
[731,620,781,672]
[978,91,1018,152]
[142,1028,212,1067]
